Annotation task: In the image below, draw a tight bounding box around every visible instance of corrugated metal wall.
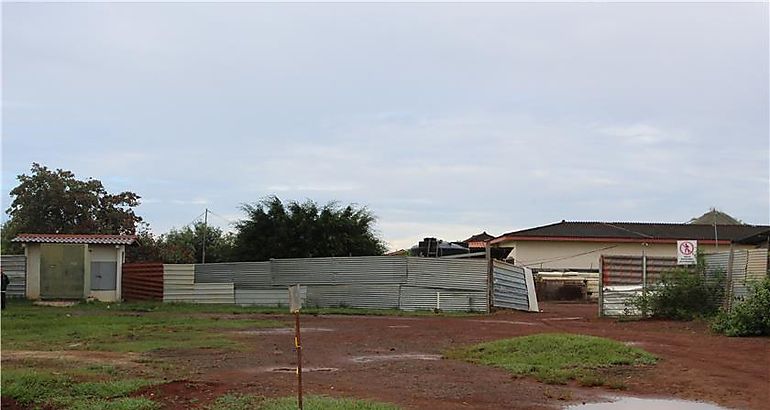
[705,249,768,305]
[1,255,26,298]
[492,261,529,311]
[601,250,770,316]
[164,256,504,312]
[122,263,164,300]
[599,255,677,317]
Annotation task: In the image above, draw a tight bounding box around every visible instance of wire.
[517,244,620,266]
[208,210,237,225]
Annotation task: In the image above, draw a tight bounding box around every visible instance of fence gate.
[599,255,677,316]
[492,260,539,312]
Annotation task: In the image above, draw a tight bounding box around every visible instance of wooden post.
[295,311,303,410]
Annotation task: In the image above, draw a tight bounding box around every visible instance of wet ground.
[3,302,768,409]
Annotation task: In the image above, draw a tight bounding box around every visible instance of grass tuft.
[447,333,656,386]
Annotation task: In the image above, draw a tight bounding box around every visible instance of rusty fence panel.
[599,255,677,316]
[122,263,164,301]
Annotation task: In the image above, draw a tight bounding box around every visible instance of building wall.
[23,243,124,302]
[501,240,755,271]
[24,244,41,299]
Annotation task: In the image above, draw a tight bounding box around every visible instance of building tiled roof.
[462,232,495,243]
[12,233,137,245]
[491,221,770,244]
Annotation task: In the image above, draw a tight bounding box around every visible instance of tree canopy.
[231,196,386,261]
[2,163,142,253]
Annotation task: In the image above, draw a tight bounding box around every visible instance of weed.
[447,333,656,386]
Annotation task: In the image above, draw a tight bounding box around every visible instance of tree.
[159,222,234,264]
[232,196,386,261]
[2,163,142,254]
[125,222,235,264]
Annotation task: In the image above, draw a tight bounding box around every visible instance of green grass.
[1,368,159,410]
[206,394,400,410]
[447,333,656,385]
[66,300,477,317]
[1,303,285,352]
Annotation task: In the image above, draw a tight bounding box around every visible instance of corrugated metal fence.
[122,263,164,301]
[164,256,508,312]
[1,255,26,298]
[600,249,769,316]
[599,255,677,316]
[704,248,768,307]
[492,261,532,311]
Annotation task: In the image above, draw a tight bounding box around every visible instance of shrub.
[626,267,725,320]
[712,277,770,337]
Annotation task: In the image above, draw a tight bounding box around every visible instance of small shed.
[12,234,137,302]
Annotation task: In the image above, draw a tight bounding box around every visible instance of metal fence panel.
[122,263,163,301]
[600,255,677,316]
[195,262,273,289]
[492,261,529,311]
[306,284,401,309]
[192,283,235,304]
[329,256,407,284]
[399,285,487,312]
[271,258,336,285]
[1,255,26,298]
[406,257,487,291]
[235,287,306,306]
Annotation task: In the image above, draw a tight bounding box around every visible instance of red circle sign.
[679,242,694,256]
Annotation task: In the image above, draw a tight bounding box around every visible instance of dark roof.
[734,228,770,245]
[491,221,770,244]
[463,232,495,243]
[12,234,137,245]
[688,209,743,225]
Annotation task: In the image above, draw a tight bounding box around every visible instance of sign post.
[677,240,698,265]
[288,285,303,410]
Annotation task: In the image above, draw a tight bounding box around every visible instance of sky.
[2,2,768,251]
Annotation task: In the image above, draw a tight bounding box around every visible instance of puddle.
[351,353,442,363]
[566,397,727,409]
[541,317,584,321]
[387,325,411,329]
[268,367,338,373]
[476,320,540,326]
[235,327,334,335]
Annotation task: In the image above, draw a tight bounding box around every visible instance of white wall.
[24,243,41,299]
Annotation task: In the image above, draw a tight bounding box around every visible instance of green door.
[40,244,86,299]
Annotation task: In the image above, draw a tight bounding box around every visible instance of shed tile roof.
[12,234,137,245]
[491,221,770,244]
[463,232,495,243]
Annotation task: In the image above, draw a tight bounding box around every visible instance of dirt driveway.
[144,302,769,410]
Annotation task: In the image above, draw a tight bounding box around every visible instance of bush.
[712,277,770,337]
[626,267,725,320]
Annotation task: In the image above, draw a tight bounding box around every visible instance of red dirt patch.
[133,380,232,409]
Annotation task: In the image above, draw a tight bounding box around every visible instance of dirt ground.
[4,302,770,409]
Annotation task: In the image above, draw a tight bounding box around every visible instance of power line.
[517,244,620,267]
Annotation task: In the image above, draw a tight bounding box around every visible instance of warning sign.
[677,240,697,265]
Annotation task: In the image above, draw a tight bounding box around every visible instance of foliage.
[447,333,656,385]
[1,303,283,352]
[2,163,142,254]
[0,368,158,409]
[712,277,770,337]
[231,196,386,261]
[626,256,725,320]
[126,222,235,263]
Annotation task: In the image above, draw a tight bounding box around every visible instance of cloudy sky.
[2,2,768,250]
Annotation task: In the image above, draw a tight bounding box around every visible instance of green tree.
[156,222,234,264]
[232,196,386,261]
[2,163,142,254]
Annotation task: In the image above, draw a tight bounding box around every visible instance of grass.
[206,394,400,410]
[447,333,656,385]
[1,302,285,352]
[1,368,159,410]
[69,300,477,317]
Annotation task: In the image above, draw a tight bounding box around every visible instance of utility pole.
[202,208,208,264]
